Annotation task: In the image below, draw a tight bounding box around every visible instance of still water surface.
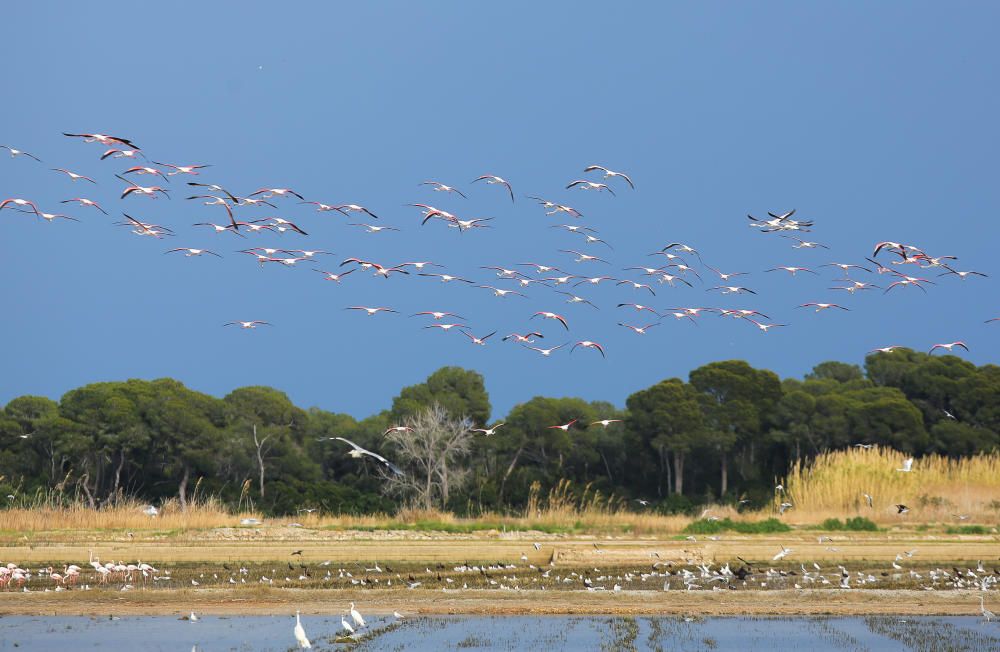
[1,615,996,651]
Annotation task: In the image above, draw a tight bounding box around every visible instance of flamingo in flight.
[556,291,599,309]
[61,198,108,214]
[187,182,239,203]
[334,204,380,219]
[745,319,786,333]
[63,132,140,149]
[121,166,170,182]
[152,162,211,176]
[523,343,567,356]
[165,248,222,258]
[424,323,467,333]
[478,285,527,298]
[591,419,623,428]
[560,249,610,265]
[548,419,578,431]
[571,340,606,357]
[527,196,583,217]
[249,188,305,201]
[766,266,817,276]
[419,272,474,284]
[798,303,849,312]
[583,165,634,189]
[928,341,969,354]
[869,345,905,354]
[52,168,97,184]
[412,311,465,320]
[472,175,514,203]
[117,175,169,199]
[346,306,398,316]
[565,180,616,196]
[463,330,497,346]
[100,148,144,160]
[0,198,42,216]
[502,332,544,343]
[617,303,660,317]
[618,322,660,335]
[315,269,355,283]
[531,312,569,330]
[783,236,829,249]
[349,223,399,234]
[193,222,244,236]
[421,181,467,198]
[224,320,270,329]
[1,145,42,162]
[708,286,756,295]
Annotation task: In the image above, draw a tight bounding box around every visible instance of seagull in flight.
[330,437,404,476]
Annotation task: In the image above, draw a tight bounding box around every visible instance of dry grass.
[780,447,1000,524]
[0,497,261,532]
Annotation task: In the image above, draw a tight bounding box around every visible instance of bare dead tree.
[252,424,273,498]
[382,403,474,510]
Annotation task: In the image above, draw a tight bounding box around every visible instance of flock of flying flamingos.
[1,132,993,364]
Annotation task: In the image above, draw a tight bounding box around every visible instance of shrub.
[683,517,791,535]
[821,516,878,531]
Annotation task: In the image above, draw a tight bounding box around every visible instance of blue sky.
[2,2,998,420]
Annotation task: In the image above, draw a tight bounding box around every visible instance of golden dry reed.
[780,446,1000,523]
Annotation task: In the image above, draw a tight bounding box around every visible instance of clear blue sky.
[3,2,997,420]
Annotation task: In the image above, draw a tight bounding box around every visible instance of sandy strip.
[0,588,988,617]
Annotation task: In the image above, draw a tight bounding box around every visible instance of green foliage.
[945,525,991,534]
[1,356,998,518]
[820,516,879,531]
[682,517,791,534]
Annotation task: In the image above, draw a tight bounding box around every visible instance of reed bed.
[780,446,1000,524]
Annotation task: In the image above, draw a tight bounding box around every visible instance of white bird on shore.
[896,457,914,472]
[981,596,995,622]
[294,610,312,648]
[773,545,792,561]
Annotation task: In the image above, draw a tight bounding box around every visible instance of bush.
[683,517,791,535]
[655,493,694,516]
[945,525,991,535]
[820,516,878,531]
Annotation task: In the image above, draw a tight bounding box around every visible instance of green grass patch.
[682,517,791,535]
[944,524,992,535]
[819,517,879,531]
[319,520,573,534]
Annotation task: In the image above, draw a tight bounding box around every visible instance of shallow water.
[1,615,997,651]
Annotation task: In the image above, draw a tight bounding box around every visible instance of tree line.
[1,349,997,515]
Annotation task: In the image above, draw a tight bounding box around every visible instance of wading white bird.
[349,602,366,628]
[293,610,312,648]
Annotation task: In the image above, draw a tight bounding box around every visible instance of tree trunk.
[178,466,190,512]
[599,450,614,484]
[112,449,125,499]
[720,454,728,497]
[672,452,685,495]
[498,446,523,506]
[79,473,96,509]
